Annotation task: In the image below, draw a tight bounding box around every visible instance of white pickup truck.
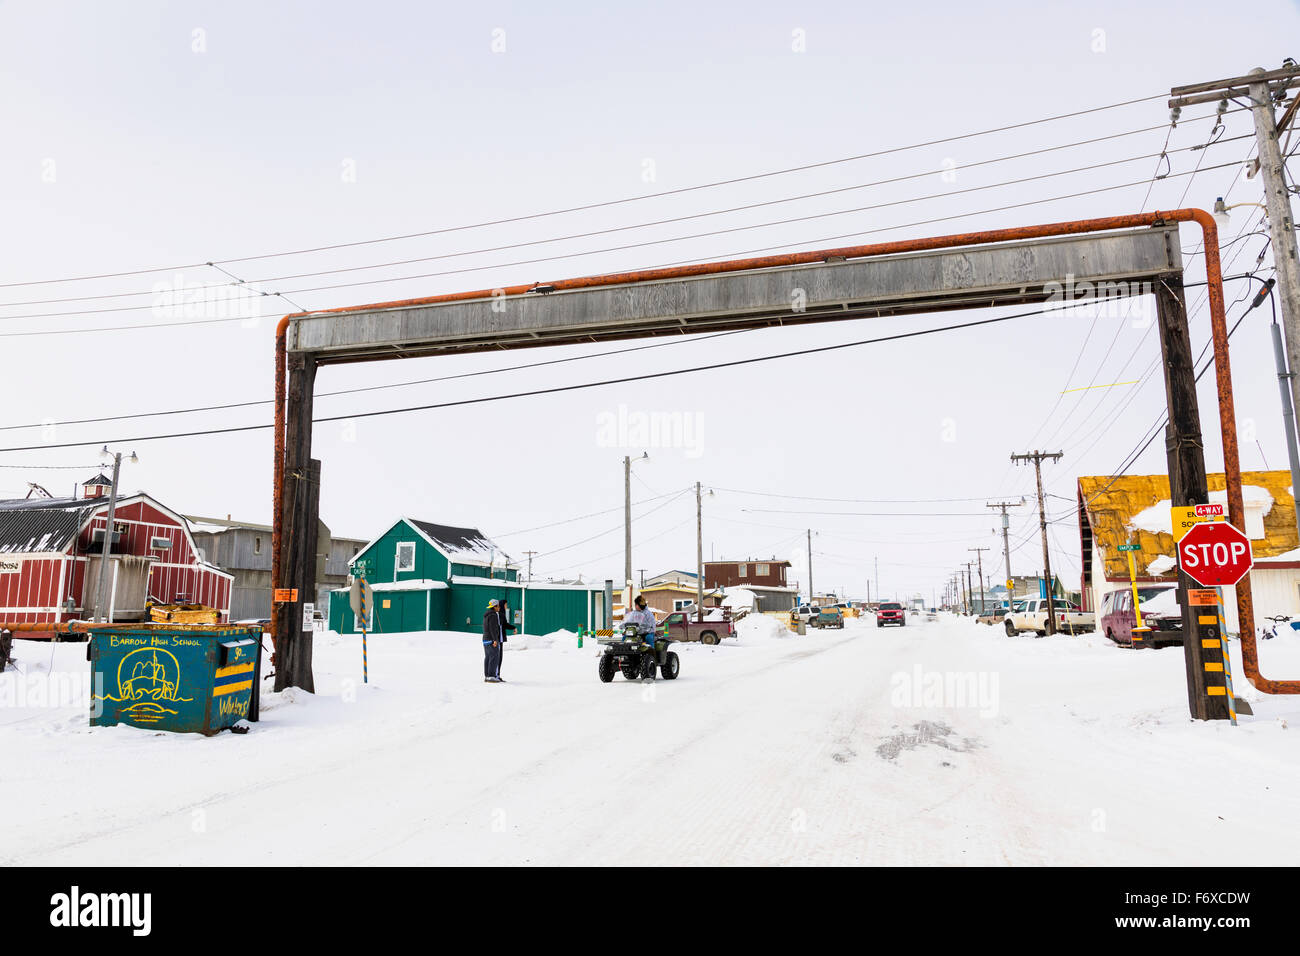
[1003,598,1094,636]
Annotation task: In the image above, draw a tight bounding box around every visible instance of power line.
[0,143,1251,327]
[0,328,749,434]
[0,301,1074,453]
[491,487,686,538]
[2,113,1240,312]
[0,92,1173,292]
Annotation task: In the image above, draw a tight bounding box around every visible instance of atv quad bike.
[597,622,680,682]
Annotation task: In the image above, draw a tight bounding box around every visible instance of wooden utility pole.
[623,455,633,611]
[1170,65,1300,537]
[523,550,537,582]
[1011,450,1063,635]
[695,482,705,621]
[968,547,989,612]
[1155,276,1231,720]
[987,499,1025,609]
[276,352,319,693]
[963,562,974,615]
[806,529,814,607]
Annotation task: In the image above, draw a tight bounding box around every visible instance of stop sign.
[1176,521,1254,587]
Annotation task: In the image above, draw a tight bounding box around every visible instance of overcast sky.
[1,0,1297,601]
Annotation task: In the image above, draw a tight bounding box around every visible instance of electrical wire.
[0,114,1239,312]
[0,92,1175,292]
[0,299,1128,454]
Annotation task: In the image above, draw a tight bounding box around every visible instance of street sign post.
[350,576,371,684]
[1176,521,1254,588]
[1117,543,1149,643]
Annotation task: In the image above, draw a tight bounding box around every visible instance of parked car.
[791,606,817,626]
[876,602,906,627]
[1004,598,1094,636]
[1100,585,1183,648]
[814,606,844,629]
[976,603,1008,626]
[658,608,735,645]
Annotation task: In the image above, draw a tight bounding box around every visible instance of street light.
[1212,197,1267,228]
[90,447,138,622]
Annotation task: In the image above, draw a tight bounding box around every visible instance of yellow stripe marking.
[215,662,255,678]
[212,681,253,697]
[1201,639,1220,648]
[1204,662,1224,672]
[1198,615,1219,625]
[1206,685,1227,696]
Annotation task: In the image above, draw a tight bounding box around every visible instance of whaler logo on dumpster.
[97,647,192,723]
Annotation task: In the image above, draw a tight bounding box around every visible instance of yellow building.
[1077,470,1300,634]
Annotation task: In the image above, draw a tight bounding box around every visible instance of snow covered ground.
[3,613,1299,866]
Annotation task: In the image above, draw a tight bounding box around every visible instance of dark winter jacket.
[483,608,503,644]
[498,603,517,642]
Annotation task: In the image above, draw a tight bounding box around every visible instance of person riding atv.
[597,595,680,682]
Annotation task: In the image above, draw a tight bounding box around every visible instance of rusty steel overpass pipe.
[270,208,1298,696]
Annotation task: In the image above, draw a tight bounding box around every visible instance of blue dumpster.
[88,624,263,735]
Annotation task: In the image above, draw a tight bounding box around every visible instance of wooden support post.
[1155,275,1229,720]
[275,353,318,693]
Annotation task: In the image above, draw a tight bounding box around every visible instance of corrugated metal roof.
[1078,470,1299,582]
[0,496,92,554]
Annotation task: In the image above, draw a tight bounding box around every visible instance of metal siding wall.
[521,589,587,635]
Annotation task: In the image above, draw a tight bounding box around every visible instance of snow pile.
[1146,555,1176,576]
[719,587,758,611]
[733,613,789,643]
[505,632,556,651]
[1138,588,1179,616]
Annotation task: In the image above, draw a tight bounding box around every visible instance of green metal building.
[327,517,606,636]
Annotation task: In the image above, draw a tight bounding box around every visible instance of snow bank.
[719,587,758,611]
[1139,588,1179,615]
[733,613,789,643]
[1146,555,1176,576]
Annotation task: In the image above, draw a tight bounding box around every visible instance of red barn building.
[0,479,232,637]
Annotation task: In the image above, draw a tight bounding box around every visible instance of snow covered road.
[4,614,1300,865]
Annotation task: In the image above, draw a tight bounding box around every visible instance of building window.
[738,563,747,577]
[395,542,416,574]
[756,563,770,577]
[673,599,692,611]
[254,535,262,555]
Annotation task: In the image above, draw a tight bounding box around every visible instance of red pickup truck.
[876,602,907,628]
[659,609,734,645]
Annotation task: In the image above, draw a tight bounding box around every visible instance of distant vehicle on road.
[1100,586,1183,648]
[976,603,1008,626]
[925,607,938,622]
[1005,598,1094,636]
[791,606,817,626]
[814,606,844,629]
[876,602,906,627]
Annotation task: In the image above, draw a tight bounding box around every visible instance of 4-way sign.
[1177,520,1254,587]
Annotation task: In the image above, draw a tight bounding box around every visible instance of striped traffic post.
[1215,587,1236,726]
[359,577,369,685]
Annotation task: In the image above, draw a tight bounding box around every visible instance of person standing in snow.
[483,599,503,683]
[494,597,517,681]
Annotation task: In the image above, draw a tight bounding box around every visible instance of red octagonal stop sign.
[1177,521,1254,587]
